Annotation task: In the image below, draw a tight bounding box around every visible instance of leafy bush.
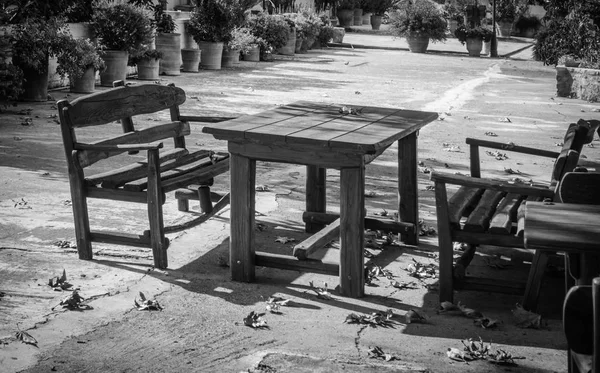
[188,0,254,43]
[291,11,323,42]
[246,13,290,59]
[226,27,261,53]
[389,0,447,42]
[92,3,154,55]
[454,24,493,44]
[56,38,105,80]
[12,17,71,73]
[318,23,335,45]
[442,2,463,24]
[154,0,177,33]
[129,49,163,65]
[0,63,23,109]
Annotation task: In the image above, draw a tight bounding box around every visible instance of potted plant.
[368,0,393,30]
[454,24,493,57]
[12,16,71,101]
[187,0,230,70]
[495,0,525,38]
[277,15,296,55]
[292,11,323,52]
[130,49,163,80]
[389,0,447,54]
[222,27,256,67]
[315,16,335,48]
[92,3,154,86]
[336,0,357,27]
[246,13,290,61]
[64,1,97,40]
[0,63,23,110]
[152,0,181,76]
[515,14,542,38]
[56,37,104,93]
[442,1,464,34]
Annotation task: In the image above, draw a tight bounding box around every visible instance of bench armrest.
[466,138,560,159]
[430,171,555,199]
[75,142,164,152]
[179,115,238,123]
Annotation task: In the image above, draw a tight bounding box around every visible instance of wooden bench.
[57,82,234,269]
[430,119,599,311]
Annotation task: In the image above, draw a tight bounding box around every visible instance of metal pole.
[491,0,498,57]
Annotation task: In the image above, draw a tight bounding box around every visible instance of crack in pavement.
[354,325,368,358]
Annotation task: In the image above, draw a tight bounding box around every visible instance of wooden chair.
[564,277,600,373]
[430,119,599,311]
[57,82,234,269]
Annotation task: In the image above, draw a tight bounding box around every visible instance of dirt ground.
[1,33,600,373]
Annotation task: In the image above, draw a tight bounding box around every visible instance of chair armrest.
[559,172,600,204]
[430,171,555,198]
[466,138,560,159]
[75,142,164,152]
[179,115,238,123]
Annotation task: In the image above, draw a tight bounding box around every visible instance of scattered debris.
[134,292,163,311]
[418,220,436,236]
[20,117,33,126]
[512,303,541,329]
[499,117,512,123]
[438,301,483,319]
[406,258,437,279]
[462,337,490,360]
[501,142,516,150]
[309,281,333,300]
[255,223,268,231]
[389,280,418,290]
[373,209,388,217]
[484,132,497,137]
[243,311,268,329]
[265,296,290,314]
[345,309,393,327]
[447,347,470,362]
[488,349,526,365]
[48,269,73,291]
[442,143,461,152]
[474,317,500,329]
[485,150,508,160]
[418,166,431,174]
[355,90,361,95]
[447,338,525,365]
[255,185,270,192]
[453,242,468,251]
[365,264,394,285]
[424,185,435,191]
[364,190,382,198]
[15,329,38,347]
[274,236,295,244]
[504,167,521,175]
[13,198,31,209]
[339,106,362,115]
[53,240,77,249]
[54,290,86,310]
[405,309,426,324]
[367,346,397,361]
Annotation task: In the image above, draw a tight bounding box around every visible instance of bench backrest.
[551,119,599,185]
[57,84,187,169]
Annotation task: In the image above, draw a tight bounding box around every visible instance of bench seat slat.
[463,189,506,232]
[447,186,484,227]
[76,121,191,167]
[488,193,525,235]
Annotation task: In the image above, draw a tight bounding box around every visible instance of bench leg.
[306,165,326,233]
[434,181,454,304]
[398,132,419,245]
[230,153,256,282]
[70,168,93,260]
[198,185,213,214]
[522,249,549,312]
[340,165,365,298]
[147,149,168,269]
[177,198,190,212]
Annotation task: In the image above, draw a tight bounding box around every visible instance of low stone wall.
[556,65,600,102]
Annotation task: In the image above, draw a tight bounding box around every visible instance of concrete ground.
[1,31,599,372]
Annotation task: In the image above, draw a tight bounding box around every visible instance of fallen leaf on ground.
[53,240,76,249]
[255,185,270,192]
[504,167,521,174]
[501,142,516,150]
[406,258,437,279]
[15,330,38,347]
[512,303,541,329]
[443,146,461,152]
[389,280,418,290]
[405,309,426,324]
[418,166,431,174]
[462,337,490,359]
[243,311,268,329]
[55,290,85,310]
[499,117,512,122]
[345,309,393,327]
[134,292,163,311]
[488,349,525,365]
[274,236,295,244]
[265,296,290,314]
[453,242,468,251]
[418,220,436,236]
[373,209,388,217]
[309,281,333,300]
[367,346,396,361]
[474,317,500,329]
[485,150,508,160]
[447,347,470,362]
[485,132,497,137]
[48,269,72,290]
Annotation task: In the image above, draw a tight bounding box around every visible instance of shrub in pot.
[246,13,290,61]
[454,24,493,57]
[316,15,335,47]
[223,27,258,67]
[130,49,163,80]
[336,0,357,27]
[292,11,323,52]
[0,63,24,110]
[153,0,181,75]
[92,3,154,86]
[389,0,447,53]
[363,0,392,30]
[494,0,526,37]
[56,37,105,93]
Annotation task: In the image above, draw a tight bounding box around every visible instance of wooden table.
[203,101,438,297]
[524,201,600,286]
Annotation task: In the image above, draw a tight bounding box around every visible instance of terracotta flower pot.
[370,15,383,30]
[70,66,96,93]
[181,49,201,72]
[337,9,354,27]
[156,33,182,76]
[137,57,160,80]
[407,35,430,53]
[466,37,483,57]
[99,50,129,87]
[197,41,224,70]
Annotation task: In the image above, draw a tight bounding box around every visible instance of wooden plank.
[85,148,191,186]
[66,84,186,127]
[340,164,365,298]
[329,110,438,152]
[76,121,190,167]
[489,193,525,235]
[230,154,256,282]
[447,186,484,227]
[147,149,168,269]
[69,163,93,260]
[86,186,153,204]
[305,166,326,233]
[453,230,524,248]
[458,276,526,295]
[465,138,560,159]
[294,218,341,260]
[163,193,230,234]
[463,189,506,232]
[522,249,549,312]
[469,144,481,178]
[398,132,419,245]
[227,141,364,168]
[255,252,339,276]
[285,112,373,147]
[563,283,594,356]
[245,116,328,143]
[178,115,237,123]
[302,211,415,234]
[123,155,229,192]
[516,196,543,237]
[90,230,152,248]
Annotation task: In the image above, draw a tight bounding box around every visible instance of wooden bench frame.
[431,119,599,311]
[57,82,235,269]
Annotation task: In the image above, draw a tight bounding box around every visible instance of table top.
[524,201,600,251]
[202,101,438,154]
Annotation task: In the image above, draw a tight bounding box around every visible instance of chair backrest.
[57,84,187,169]
[559,172,600,204]
[550,119,599,185]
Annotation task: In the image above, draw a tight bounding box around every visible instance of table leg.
[230,153,256,282]
[398,132,419,245]
[340,165,365,298]
[306,165,326,233]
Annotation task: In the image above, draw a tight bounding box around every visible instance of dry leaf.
[15,330,38,347]
[458,302,484,319]
[504,167,521,175]
[474,317,500,329]
[462,337,490,359]
[405,309,426,324]
[274,236,295,244]
[485,150,508,160]
[418,220,436,236]
[512,303,541,329]
[243,311,268,329]
[255,185,270,192]
[488,349,525,365]
[55,290,85,310]
[447,347,469,362]
[484,132,497,137]
[309,281,333,300]
[368,346,396,361]
[499,117,512,122]
[48,269,72,290]
[406,258,437,279]
[389,280,418,290]
[265,296,290,314]
[134,292,162,311]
